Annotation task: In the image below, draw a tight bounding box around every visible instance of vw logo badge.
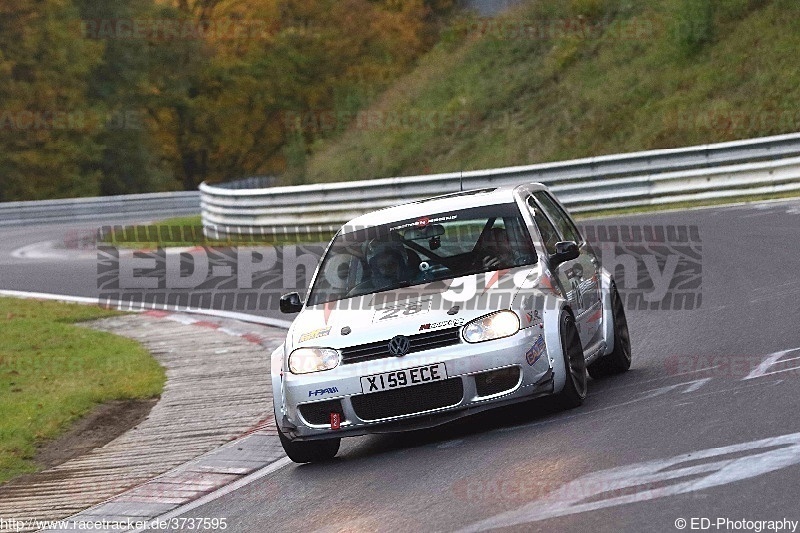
[388,335,411,357]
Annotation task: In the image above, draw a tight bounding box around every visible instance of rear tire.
[278,429,340,464]
[555,310,587,409]
[588,282,632,379]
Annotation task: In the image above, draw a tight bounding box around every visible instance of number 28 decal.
[373,300,432,322]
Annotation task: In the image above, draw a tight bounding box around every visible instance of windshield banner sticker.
[390,214,458,232]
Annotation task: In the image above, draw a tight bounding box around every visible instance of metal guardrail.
[200,132,800,238]
[0,191,200,227]
[4,133,798,231]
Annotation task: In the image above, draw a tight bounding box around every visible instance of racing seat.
[477,227,513,267]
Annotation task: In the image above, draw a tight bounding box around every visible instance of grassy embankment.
[0,298,165,484]
[285,0,800,198]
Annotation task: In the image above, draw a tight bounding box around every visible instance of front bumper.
[278,327,554,440]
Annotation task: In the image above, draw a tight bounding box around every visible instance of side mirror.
[279,292,303,314]
[549,241,579,268]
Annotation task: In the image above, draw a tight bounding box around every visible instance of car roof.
[342,182,547,232]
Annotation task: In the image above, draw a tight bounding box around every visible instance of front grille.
[341,327,461,364]
[298,399,344,426]
[351,378,464,421]
[474,366,521,397]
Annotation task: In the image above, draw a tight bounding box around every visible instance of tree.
[0,0,452,198]
[74,0,173,195]
[0,0,104,200]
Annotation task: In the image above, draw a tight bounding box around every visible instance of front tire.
[555,310,587,409]
[588,282,632,379]
[278,429,340,463]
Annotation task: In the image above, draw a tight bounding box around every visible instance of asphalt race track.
[2,199,800,532]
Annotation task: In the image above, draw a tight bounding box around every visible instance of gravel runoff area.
[0,311,287,533]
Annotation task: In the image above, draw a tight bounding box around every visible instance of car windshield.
[307,203,537,305]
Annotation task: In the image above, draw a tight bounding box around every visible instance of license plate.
[361,363,447,393]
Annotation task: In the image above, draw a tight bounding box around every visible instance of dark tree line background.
[0,0,453,201]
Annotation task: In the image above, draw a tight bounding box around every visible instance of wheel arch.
[600,268,617,356]
[543,299,573,394]
[271,343,286,429]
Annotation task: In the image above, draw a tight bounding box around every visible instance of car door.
[524,194,585,325]
[529,191,602,347]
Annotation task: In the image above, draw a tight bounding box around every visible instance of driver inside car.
[366,240,411,289]
[477,227,514,270]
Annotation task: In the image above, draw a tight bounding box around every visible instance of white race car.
[273,183,631,462]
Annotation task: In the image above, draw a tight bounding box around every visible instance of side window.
[533,191,582,244]
[527,197,559,256]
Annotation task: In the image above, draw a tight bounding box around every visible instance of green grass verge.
[153,215,204,227]
[0,298,165,484]
[573,189,800,220]
[102,215,335,248]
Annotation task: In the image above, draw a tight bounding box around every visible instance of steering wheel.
[345,279,378,297]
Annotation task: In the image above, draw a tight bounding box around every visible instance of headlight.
[463,311,520,343]
[288,347,340,374]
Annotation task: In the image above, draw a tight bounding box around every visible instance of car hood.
[288,265,540,350]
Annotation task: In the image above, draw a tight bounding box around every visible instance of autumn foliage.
[0,0,452,200]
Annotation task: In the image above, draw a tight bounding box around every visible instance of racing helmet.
[366,239,408,273]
